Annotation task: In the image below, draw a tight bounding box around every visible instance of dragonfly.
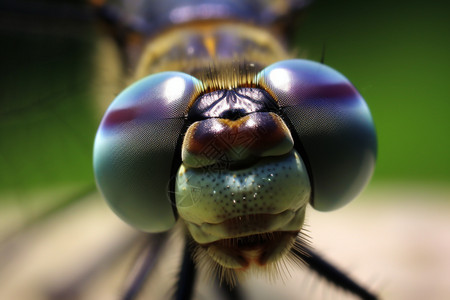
[1,0,377,299]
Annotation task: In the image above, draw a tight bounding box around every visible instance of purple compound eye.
[94,72,200,232]
[257,59,377,211]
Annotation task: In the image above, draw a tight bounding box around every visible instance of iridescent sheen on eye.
[257,59,377,211]
[94,72,200,232]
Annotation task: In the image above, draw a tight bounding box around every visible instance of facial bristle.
[192,227,312,287]
[194,61,262,96]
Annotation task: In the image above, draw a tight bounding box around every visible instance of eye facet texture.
[258,59,377,211]
[94,72,200,232]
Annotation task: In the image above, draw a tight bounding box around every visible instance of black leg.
[174,243,197,300]
[122,232,169,300]
[292,245,378,300]
[218,281,244,300]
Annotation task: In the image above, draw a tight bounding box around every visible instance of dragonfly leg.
[122,232,170,300]
[174,242,197,300]
[291,245,378,300]
[217,282,244,300]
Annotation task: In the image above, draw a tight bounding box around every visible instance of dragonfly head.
[93,59,376,279]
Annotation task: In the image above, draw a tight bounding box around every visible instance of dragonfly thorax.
[134,21,290,79]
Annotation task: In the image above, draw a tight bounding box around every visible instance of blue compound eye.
[93,72,200,232]
[257,59,377,211]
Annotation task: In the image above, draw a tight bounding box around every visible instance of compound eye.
[94,72,200,232]
[257,59,377,211]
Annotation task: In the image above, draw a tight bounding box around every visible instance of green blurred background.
[297,0,450,184]
[0,0,449,205]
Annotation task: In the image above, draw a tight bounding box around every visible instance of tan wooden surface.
[0,183,449,300]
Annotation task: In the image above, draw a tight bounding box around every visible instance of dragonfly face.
[93,0,377,293]
[176,85,311,272]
